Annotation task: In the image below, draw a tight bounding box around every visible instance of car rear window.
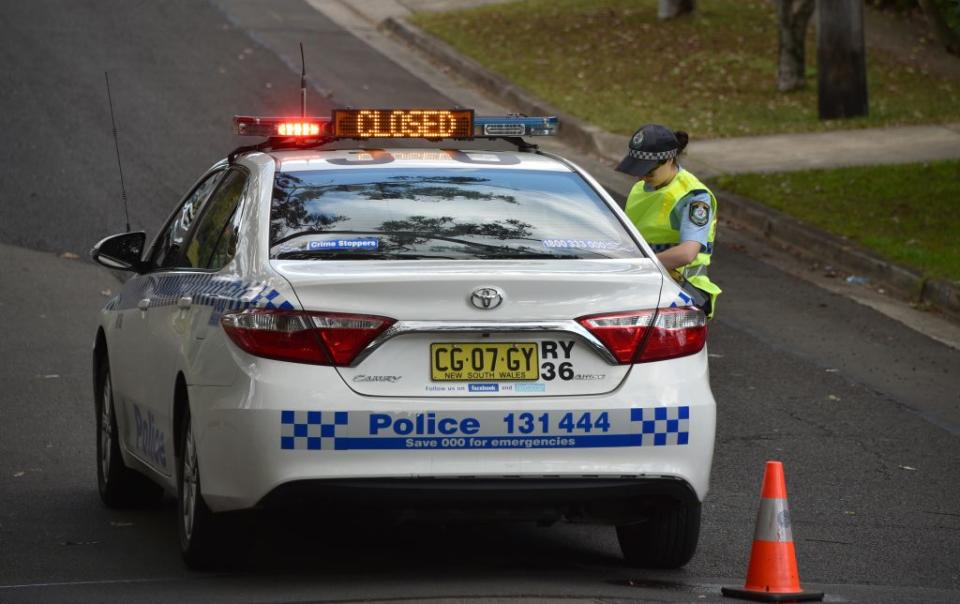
[270,168,642,260]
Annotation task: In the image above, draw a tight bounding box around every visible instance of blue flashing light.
[475,116,558,137]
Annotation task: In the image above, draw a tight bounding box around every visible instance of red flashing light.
[233,116,329,138]
[277,121,322,137]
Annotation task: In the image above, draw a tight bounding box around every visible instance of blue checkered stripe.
[249,285,294,310]
[629,406,690,446]
[281,411,349,450]
[116,274,294,314]
[669,289,695,308]
[151,274,246,309]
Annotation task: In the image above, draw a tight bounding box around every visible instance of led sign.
[333,109,474,139]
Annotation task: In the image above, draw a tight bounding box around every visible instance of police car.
[90,108,715,569]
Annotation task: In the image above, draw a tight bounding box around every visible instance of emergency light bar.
[233,110,557,140]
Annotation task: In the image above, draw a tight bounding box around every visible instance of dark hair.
[669,130,689,167]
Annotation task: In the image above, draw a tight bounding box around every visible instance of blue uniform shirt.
[673,190,713,252]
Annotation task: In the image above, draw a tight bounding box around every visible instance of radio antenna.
[299,42,306,118]
[104,72,131,232]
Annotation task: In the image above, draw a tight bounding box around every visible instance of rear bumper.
[259,477,699,524]
[190,346,717,513]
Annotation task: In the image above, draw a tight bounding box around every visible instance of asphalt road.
[1,1,958,603]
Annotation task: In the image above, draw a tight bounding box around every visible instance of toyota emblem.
[470,287,503,310]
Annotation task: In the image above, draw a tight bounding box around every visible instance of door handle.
[137,298,151,311]
[177,296,193,309]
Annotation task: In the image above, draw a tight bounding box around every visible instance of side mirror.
[91,232,147,272]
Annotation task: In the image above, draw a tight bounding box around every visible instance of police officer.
[616,124,721,317]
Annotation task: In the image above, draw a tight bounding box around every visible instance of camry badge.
[352,375,401,383]
[470,287,503,310]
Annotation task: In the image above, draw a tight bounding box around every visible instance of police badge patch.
[689,201,710,227]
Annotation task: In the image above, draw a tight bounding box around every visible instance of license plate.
[430,342,539,381]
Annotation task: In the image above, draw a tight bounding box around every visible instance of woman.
[615,124,721,317]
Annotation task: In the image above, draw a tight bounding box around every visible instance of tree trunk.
[777,0,816,92]
[658,0,696,20]
[917,0,960,55]
[817,0,869,119]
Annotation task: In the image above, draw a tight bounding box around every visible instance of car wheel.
[96,361,163,507]
[616,500,701,569]
[178,406,221,569]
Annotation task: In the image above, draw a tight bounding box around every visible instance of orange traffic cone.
[722,461,823,602]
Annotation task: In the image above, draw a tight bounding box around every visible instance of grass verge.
[412,0,960,139]
[709,160,960,281]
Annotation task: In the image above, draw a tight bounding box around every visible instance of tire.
[616,500,701,569]
[96,360,164,508]
[178,405,221,569]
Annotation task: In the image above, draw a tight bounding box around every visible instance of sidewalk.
[597,123,960,178]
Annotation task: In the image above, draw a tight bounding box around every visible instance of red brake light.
[577,310,655,363]
[221,310,394,366]
[309,312,396,365]
[637,307,707,362]
[577,307,706,364]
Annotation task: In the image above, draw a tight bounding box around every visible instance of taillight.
[221,310,394,366]
[577,307,706,364]
[577,310,654,363]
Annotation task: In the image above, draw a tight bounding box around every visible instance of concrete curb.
[382,15,960,318]
[716,190,959,315]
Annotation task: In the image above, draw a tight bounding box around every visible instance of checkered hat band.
[629,148,677,160]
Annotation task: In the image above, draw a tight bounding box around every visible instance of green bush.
[940,0,960,31]
[868,0,960,35]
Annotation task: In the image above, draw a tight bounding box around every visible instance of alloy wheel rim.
[100,374,113,482]
[181,425,198,542]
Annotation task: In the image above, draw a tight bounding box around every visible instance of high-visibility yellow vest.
[625,168,721,317]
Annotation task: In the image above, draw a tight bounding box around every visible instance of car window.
[206,196,244,270]
[149,170,224,269]
[270,168,642,260]
[181,169,247,270]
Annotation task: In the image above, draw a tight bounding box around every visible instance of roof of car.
[268,148,573,173]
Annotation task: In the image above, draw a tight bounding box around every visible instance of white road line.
[0,576,189,590]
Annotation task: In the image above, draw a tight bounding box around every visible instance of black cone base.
[721,586,824,602]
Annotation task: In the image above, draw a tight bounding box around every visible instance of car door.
[139,167,249,473]
[115,169,225,474]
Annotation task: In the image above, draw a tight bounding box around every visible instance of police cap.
[615,124,679,177]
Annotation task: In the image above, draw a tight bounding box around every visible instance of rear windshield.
[270,168,642,260]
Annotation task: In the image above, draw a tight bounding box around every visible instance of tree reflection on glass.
[271,173,349,241]
[271,173,524,245]
[378,215,533,250]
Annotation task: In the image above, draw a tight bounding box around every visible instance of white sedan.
[90,110,715,569]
